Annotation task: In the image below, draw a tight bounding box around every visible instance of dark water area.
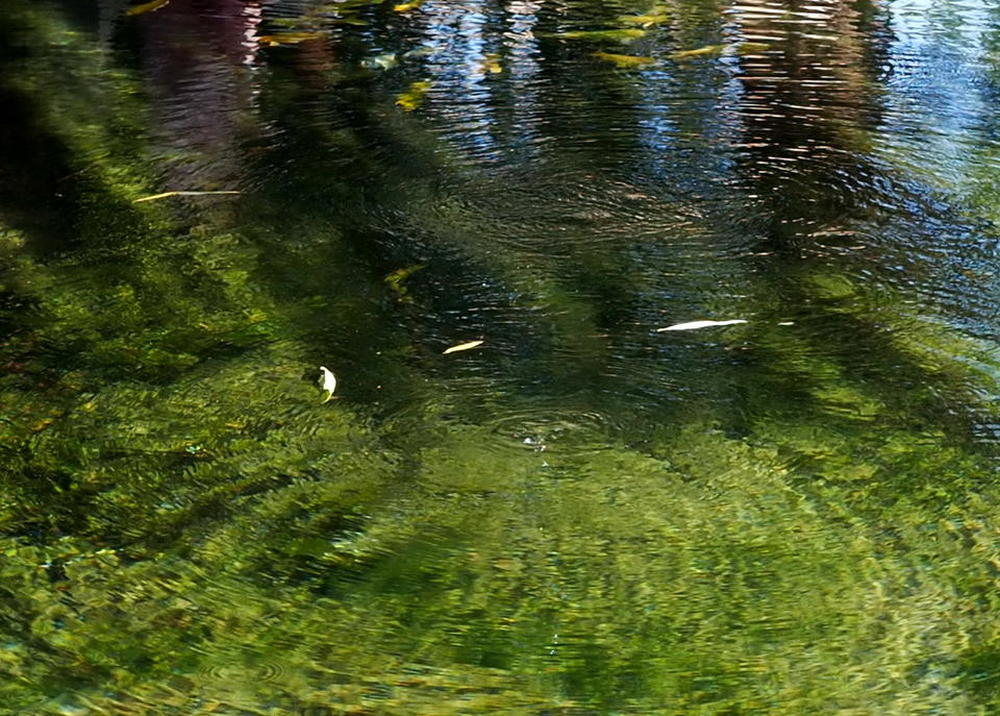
[2,0,1000,712]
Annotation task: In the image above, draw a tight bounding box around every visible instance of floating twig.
[133,190,240,203]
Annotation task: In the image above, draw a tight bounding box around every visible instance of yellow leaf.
[443,340,484,355]
[31,418,55,432]
[482,53,503,74]
[126,0,171,16]
[593,51,655,68]
[133,190,240,203]
[385,263,427,298]
[394,0,425,11]
[395,80,431,112]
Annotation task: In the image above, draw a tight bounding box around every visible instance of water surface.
[2,0,1000,712]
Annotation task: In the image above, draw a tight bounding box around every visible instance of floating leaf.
[258,32,325,47]
[443,340,484,355]
[394,0,425,11]
[670,44,725,60]
[318,366,337,402]
[31,417,56,433]
[133,190,240,203]
[482,53,503,74]
[395,80,431,112]
[126,0,171,16]
[593,51,655,68]
[548,29,647,42]
[385,263,427,300]
[656,319,748,332]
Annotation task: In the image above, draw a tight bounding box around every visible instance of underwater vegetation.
[1,0,1000,713]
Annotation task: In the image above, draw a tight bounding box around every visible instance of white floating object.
[443,340,485,354]
[319,365,337,402]
[656,319,748,332]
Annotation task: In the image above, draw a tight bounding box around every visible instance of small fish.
[319,366,337,402]
[593,51,655,68]
[362,52,399,71]
[670,44,724,60]
[402,45,437,59]
[126,0,171,16]
[656,319,747,332]
[546,29,647,42]
[443,340,485,354]
[616,13,670,27]
[736,42,771,55]
[257,32,325,46]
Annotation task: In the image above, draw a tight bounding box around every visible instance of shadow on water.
[1,0,1000,712]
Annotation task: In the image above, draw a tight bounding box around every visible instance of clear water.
[2,0,1000,712]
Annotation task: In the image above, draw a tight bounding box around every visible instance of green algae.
[1,1,1000,714]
